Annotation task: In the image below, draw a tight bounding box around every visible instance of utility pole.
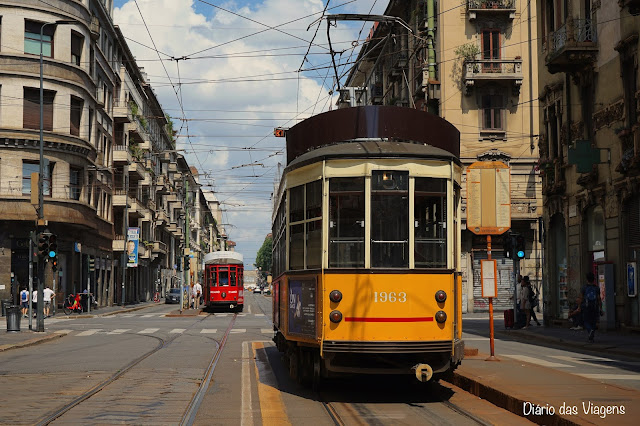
[121,164,129,306]
[184,178,190,307]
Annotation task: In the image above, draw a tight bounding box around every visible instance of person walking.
[20,287,29,318]
[43,286,55,318]
[519,277,532,329]
[579,272,602,342]
[32,288,38,317]
[193,282,202,309]
[524,276,541,326]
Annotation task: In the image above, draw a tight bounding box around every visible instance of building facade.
[537,0,640,328]
[0,1,226,307]
[343,0,541,312]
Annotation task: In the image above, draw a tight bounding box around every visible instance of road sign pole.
[486,235,498,361]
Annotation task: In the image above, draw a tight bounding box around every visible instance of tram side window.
[306,180,322,269]
[329,177,365,268]
[230,268,237,287]
[371,171,409,268]
[289,186,305,270]
[209,268,217,286]
[414,178,447,268]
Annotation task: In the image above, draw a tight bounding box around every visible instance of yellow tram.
[272,106,463,385]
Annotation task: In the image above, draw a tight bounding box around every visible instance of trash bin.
[6,305,21,332]
[1,299,10,317]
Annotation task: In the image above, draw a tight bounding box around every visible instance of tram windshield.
[414,178,447,268]
[371,171,409,268]
[329,177,365,268]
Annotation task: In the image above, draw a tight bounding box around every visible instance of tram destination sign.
[466,161,511,235]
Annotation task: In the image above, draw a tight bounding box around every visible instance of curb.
[0,332,67,353]
[448,370,580,426]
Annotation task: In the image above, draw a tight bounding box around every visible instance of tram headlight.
[221,292,227,298]
[329,310,343,323]
[329,290,343,303]
[435,310,447,324]
[435,290,447,303]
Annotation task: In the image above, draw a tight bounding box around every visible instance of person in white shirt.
[32,289,38,317]
[192,282,202,309]
[43,286,55,318]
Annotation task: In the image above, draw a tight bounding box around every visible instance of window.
[482,94,503,131]
[482,29,501,72]
[70,168,81,200]
[288,181,322,270]
[71,31,83,66]
[329,177,365,268]
[22,161,52,196]
[305,180,322,269]
[414,178,447,268]
[70,96,83,136]
[371,171,409,268]
[25,21,53,56]
[622,55,638,129]
[24,87,54,130]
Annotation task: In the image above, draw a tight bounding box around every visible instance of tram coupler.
[413,363,433,382]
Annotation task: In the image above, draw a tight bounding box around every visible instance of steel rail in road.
[35,312,227,425]
[181,313,237,425]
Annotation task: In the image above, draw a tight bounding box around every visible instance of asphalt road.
[0,294,531,425]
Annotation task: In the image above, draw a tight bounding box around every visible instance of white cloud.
[114,0,383,266]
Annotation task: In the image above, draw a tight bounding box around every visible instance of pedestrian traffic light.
[515,235,526,259]
[503,233,513,259]
[37,232,50,258]
[48,234,57,259]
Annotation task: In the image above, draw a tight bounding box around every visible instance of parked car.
[165,288,181,304]
[253,286,262,294]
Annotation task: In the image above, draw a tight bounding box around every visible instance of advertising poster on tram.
[288,278,316,338]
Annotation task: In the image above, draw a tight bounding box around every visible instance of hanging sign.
[467,161,511,235]
[127,227,140,268]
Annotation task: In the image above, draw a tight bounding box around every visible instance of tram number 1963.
[373,292,407,303]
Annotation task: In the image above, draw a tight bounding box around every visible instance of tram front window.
[414,178,447,268]
[329,177,365,268]
[371,171,409,268]
[219,269,230,286]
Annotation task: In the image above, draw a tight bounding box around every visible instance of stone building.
[537,0,640,328]
[342,0,541,312]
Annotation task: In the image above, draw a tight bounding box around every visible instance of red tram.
[203,251,244,312]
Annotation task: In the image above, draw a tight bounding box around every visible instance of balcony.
[90,15,100,39]
[113,100,133,123]
[545,18,598,74]
[113,235,125,252]
[113,145,132,165]
[113,190,143,219]
[463,58,523,95]
[619,0,640,15]
[466,0,516,21]
[156,209,169,225]
[153,241,167,255]
[129,161,146,181]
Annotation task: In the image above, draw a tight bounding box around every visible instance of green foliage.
[255,235,273,275]
[129,143,143,161]
[454,42,480,61]
[129,101,139,116]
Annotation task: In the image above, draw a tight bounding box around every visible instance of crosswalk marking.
[254,314,265,317]
[200,329,218,334]
[54,329,73,334]
[170,329,186,334]
[120,314,135,318]
[503,354,574,368]
[77,329,101,336]
[108,329,130,335]
[141,314,156,318]
[579,373,640,381]
[231,329,246,334]
[261,329,273,334]
[549,355,615,369]
[138,328,159,334]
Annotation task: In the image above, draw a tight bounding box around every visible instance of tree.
[255,235,273,277]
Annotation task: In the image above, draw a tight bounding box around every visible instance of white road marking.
[216,313,230,317]
[141,314,156,318]
[170,329,186,334]
[138,328,159,334]
[231,329,246,334]
[254,314,265,317]
[241,341,253,426]
[237,314,247,317]
[54,329,73,334]
[462,337,488,341]
[578,373,640,381]
[549,355,615,369]
[502,354,574,368]
[200,329,218,334]
[261,329,273,334]
[107,329,130,335]
[77,329,101,336]
[120,314,135,318]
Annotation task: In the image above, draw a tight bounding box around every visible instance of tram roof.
[203,251,243,265]
[286,140,461,173]
[286,106,460,164]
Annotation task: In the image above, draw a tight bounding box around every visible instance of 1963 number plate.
[373,291,407,303]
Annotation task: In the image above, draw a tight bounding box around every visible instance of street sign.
[481,259,498,298]
[466,161,511,235]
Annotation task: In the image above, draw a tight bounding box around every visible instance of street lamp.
[39,20,77,223]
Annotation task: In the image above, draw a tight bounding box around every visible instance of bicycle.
[152,291,161,303]
[63,294,84,315]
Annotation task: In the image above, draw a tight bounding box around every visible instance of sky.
[112,0,387,269]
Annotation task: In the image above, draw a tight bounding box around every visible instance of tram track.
[35,312,236,425]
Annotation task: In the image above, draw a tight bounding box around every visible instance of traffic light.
[503,233,513,259]
[89,257,95,272]
[515,235,526,259]
[48,234,57,259]
[51,257,58,272]
[184,255,190,270]
[37,233,50,258]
